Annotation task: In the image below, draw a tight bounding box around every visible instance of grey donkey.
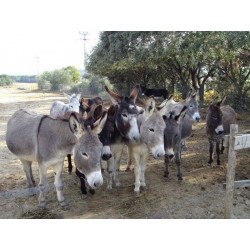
[6,108,107,207]
[50,92,81,118]
[128,97,166,193]
[206,96,237,166]
[162,105,188,181]
[158,89,201,151]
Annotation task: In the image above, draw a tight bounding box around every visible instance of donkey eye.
[149,128,154,132]
[82,152,88,158]
[190,105,193,108]
[122,113,128,118]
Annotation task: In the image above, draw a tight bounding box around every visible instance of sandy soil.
[0,84,249,219]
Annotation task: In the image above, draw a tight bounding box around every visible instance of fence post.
[224,124,238,219]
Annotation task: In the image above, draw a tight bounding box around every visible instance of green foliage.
[87,31,250,111]
[10,75,36,83]
[37,66,81,91]
[70,73,112,96]
[0,75,13,86]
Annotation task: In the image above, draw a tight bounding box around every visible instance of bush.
[0,75,13,86]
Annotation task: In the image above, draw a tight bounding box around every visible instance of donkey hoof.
[107,185,113,191]
[38,201,46,208]
[89,189,95,195]
[134,191,140,197]
[115,182,121,187]
[60,200,69,207]
[82,194,88,199]
[140,185,147,191]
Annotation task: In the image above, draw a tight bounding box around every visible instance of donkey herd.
[6,85,237,208]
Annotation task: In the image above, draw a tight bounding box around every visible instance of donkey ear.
[129,84,140,103]
[105,86,122,105]
[92,111,108,134]
[192,89,199,100]
[64,92,72,101]
[145,97,155,118]
[76,93,81,100]
[175,106,187,124]
[69,113,82,138]
[93,104,103,121]
[217,96,226,106]
[157,94,174,115]
[108,105,116,119]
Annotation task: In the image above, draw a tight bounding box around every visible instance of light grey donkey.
[6,108,107,207]
[127,97,166,193]
[50,92,81,119]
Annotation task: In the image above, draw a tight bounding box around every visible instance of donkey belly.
[6,109,41,161]
[181,116,192,140]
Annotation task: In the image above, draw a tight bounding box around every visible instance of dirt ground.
[0,84,249,219]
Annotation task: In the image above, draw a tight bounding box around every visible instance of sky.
[0,31,100,75]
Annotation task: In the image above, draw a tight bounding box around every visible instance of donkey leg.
[221,137,224,154]
[216,140,221,166]
[114,151,122,187]
[181,140,188,151]
[67,154,73,174]
[208,140,214,165]
[175,151,182,182]
[164,155,170,178]
[133,154,141,193]
[54,161,69,207]
[107,157,115,190]
[75,168,88,196]
[20,159,35,196]
[140,155,147,188]
[38,165,48,208]
[125,145,133,172]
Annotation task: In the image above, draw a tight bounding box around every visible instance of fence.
[223,124,250,219]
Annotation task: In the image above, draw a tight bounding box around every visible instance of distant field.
[14,82,38,90]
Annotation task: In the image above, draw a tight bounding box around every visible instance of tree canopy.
[87,31,250,110]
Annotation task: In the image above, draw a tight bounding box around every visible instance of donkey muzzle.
[86,171,103,189]
[152,145,165,159]
[101,146,112,161]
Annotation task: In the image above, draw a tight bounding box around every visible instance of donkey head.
[69,107,107,189]
[140,97,166,159]
[186,89,201,122]
[164,106,187,159]
[207,96,226,135]
[105,85,141,144]
[64,92,81,113]
[99,105,116,161]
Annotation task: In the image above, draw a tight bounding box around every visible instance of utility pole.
[79,32,88,72]
[35,56,40,77]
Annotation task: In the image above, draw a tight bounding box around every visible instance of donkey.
[75,104,116,196]
[128,97,166,193]
[80,97,103,114]
[163,106,188,181]
[6,108,107,207]
[206,96,237,166]
[104,85,141,190]
[141,85,168,99]
[50,92,81,118]
[158,89,201,150]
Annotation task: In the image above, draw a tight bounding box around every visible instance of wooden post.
[224,124,238,219]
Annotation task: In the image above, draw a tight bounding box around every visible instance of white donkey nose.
[152,144,165,159]
[87,171,103,189]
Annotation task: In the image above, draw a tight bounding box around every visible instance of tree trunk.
[199,82,205,105]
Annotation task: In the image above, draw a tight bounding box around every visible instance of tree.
[0,75,13,86]
[63,66,81,83]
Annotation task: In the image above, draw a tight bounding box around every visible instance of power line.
[79,32,88,72]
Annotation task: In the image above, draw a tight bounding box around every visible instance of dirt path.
[0,85,249,219]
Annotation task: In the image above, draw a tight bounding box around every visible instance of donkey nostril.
[169,154,174,159]
[218,131,223,135]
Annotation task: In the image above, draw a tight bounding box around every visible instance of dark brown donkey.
[206,96,237,166]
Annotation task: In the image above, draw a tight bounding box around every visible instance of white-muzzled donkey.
[128,97,166,193]
[104,85,141,190]
[6,107,107,208]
